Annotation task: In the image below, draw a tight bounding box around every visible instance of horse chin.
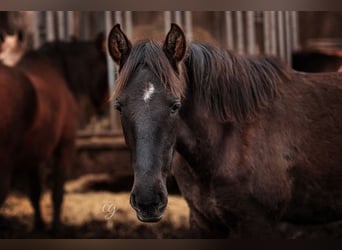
[137,213,163,223]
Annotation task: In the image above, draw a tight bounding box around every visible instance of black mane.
[185,42,291,122]
[113,40,186,98]
[113,39,291,123]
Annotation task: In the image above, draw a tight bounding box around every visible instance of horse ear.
[107,24,132,67]
[163,23,187,65]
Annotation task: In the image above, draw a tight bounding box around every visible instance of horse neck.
[31,42,93,98]
[42,43,80,96]
[175,98,233,172]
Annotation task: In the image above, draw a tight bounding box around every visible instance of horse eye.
[0,32,4,43]
[170,101,181,114]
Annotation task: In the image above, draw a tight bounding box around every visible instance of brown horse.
[29,35,109,123]
[107,23,342,238]
[0,29,108,128]
[0,46,77,231]
[292,51,342,72]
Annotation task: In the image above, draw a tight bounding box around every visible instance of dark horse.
[0,45,78,230]
[20,36,109,128]
[0,29,109,128]
[107,23,342,238]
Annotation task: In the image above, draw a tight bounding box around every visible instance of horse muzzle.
[130,192,167,223]
[137,213,163,223]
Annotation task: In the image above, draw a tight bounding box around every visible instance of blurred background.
[0,11,341,238]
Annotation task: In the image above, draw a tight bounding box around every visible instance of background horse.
[0,64,36,209]
[0,55,77,231]
[29,35,109,127]
[0,30,109,128]
[107,23,342,238]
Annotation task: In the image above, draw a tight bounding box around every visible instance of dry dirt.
[0,188,191,238]
[1,174,341,239]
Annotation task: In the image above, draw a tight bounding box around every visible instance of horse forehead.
[143,82,155,102]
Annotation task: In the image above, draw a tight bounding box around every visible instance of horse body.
[280,72,342,223]
[107,23,342,238]
[1,31,108,127]
[0,64,36,204]
[0,30,107,230]
[0,48,78,230]
[174,71,342,237]
[30,38,108,118]
[16,56,77,166]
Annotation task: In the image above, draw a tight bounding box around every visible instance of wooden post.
[236,11,244,54]
[115,11,122,26]
[125,11,133,40]
[285,11,292,66]
[174,11,182,26]
[164,11,171,35]
[46,11,55,41]
[263,11,271,55]
[277,11,285,62]
[290,11,300,51]
[246,11,255,54]
[81,12,91,40]
[184,11,192,42]
[105,11,120,132]
[31,11,41,48]
[57,11,65,40]
[225,11,234,50]
[66,11,75,41]
[270,11,277,56]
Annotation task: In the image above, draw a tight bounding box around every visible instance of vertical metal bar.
[46,11,55,41]
[164,11,172,34]
[277,11,285,62]
[115,11,122,26]
[57,11,65,40]
[81,12,90,40]
[236,11,244,54]
[72,11,80,40]
[246,11,255,54]
[285,11,292,66]
[105,11,117,132]
[290,11,300,51]
[95,11,105,36]
[124,11,133,40]
[263,11,270,55]
[184,11,192,42]
[89,12,96,38]
[31,11,41,48]
[225,11,234,50]
[66,11,74,41]
[270,11,277,56]
[174,11,182,26]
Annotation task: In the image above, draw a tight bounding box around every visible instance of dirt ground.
[0,186,191,238]
[1,174,341,239]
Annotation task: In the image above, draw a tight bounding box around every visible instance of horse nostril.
[157,193,168,211]
[158,191,167,202]
[158,202,167,212]
[130,193,140,211]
